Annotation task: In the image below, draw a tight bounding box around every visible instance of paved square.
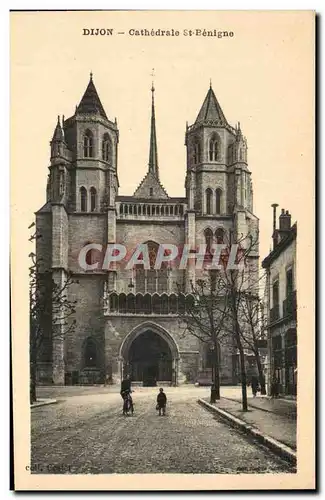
[31,387,295,474]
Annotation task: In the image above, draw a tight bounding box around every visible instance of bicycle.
[122,392,134,416]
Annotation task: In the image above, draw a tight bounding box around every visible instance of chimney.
[279,209,291,231]
[271,203,279,249]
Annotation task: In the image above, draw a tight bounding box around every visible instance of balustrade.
[104,292,194,316]
[118,202,185,218]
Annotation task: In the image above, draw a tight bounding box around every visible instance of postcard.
[10,10,315,491]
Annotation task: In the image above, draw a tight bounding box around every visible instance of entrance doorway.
[127,330,172,386]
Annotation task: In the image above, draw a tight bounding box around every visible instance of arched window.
[178,294,186,314]
[148,241,159,269]
[143,294,152,314]
[215,228,225,244]
[152,294,161,315]
[161,294,169,315]
[90,187,97,212]
[209,137,219,161]
[102,133,111,162]
[83,130,93,158]
[206,188,212,215]
[169,294,178,314]
[204,228,214,251]
[134,241,168,294]
[80,186,87,212]
[84,338,97,367]
[119,294,127,314]
[135,294,143,314]
[193,140,201,164]
[215,188,222,215]
[126,294,136,314]
[109,293,118,313]
[240,148,246,161]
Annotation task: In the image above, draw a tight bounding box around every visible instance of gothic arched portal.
[120,323,179,386]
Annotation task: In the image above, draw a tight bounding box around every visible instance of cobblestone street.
[31,388,295,474]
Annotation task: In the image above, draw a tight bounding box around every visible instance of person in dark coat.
[270,374,279,398]
[251,375,259,397]
[120,375,131,400]
[156,388,167,416]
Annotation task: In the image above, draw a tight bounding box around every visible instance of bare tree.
[177,226,259,412]
[214,229,260,412]
[237,289,267,395]
[177,272,229,400]
[29,224,77,403]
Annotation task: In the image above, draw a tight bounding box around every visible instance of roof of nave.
[133,170,169,199]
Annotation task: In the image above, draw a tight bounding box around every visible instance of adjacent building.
[262,205,297,396]
[35,74,259,386]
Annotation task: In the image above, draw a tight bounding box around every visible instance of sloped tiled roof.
[76,74,108,120]
[133,171,169,199]
[36,202,52,214]
[195,87,229,127]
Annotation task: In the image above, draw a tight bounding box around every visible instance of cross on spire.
[151,68,155,93]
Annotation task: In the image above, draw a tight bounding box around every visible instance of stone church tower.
[36,74,259,386]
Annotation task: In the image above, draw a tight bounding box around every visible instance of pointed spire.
[236,121,245,143]
[76,73,108,119]
[148,83,159,178]
[52,115,64,141]
[195,85,228,127]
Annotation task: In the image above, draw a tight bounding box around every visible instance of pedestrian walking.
[270,374,279,398]
[156,387,167,416]
[251,375,259,397]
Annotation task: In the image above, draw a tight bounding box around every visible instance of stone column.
[51,269,66,385]
[104,320,121,385]
[51,204,68,385]
[184,211,196,293]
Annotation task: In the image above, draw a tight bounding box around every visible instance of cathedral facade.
[35,74,259,386]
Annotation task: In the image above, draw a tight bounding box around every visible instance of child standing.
[156,387,167,416]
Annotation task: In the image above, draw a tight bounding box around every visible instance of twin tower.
[47,73,253,218]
